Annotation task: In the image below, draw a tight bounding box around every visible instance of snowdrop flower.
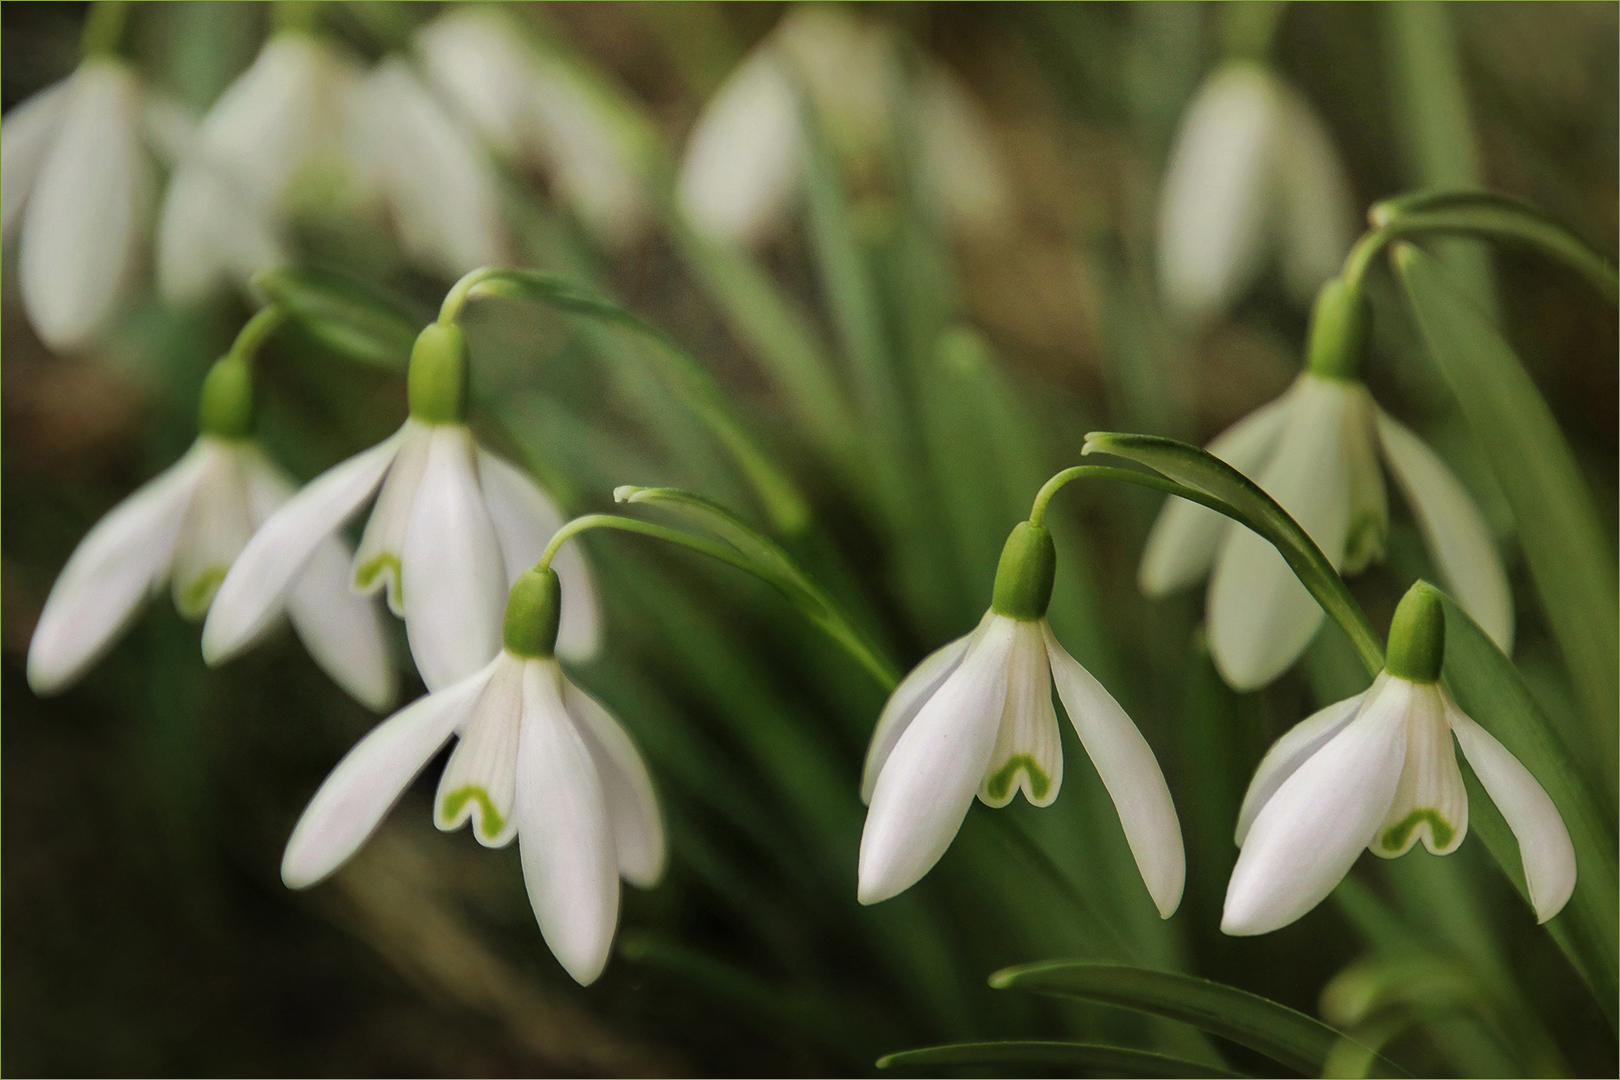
[415,8,647,248]
[203,322,598,693]
[1157,60,1354,319]
[1224,584,1574,935]
[677,3,1011,245]
[1139,280,1512,690]
[26,351,394,709]
[280,566,663,985]
[2,57,152,351]
[858,521,1184,913]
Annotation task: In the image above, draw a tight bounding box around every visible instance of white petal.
[353,420,433,616]
[1156,61,1279,318]
[1375,410,1514,652]
[1045,624,1186,918]
[979,620,1063,808]
[1272,84,1356,304]
[26,444,210,695]
[517,661,620,985]
[476,449,600,662]
[1445,694,1576,922]
[564,678,666,887]
[857,615,1016,905]
[156,159,286,303]
[280,658,496,889]
[19,60,150,351]
[240,449,396,712]
[1372,681,1468,857]
[1208,374,1356,689]
[399,427,506,690]
[916,66,1012,236]
[202,429,403,665]
[1339,386,1387,575]
[676,47,801,245]
[435,655,524,848]
[528,62,648,249]
[1138,387,1296,597]
[1222,679,1411,935]
[169,441,254,618]
[2,76,71,242]
[860,623,978,804]
[415,9,535,156]
[1235,687,1369,846]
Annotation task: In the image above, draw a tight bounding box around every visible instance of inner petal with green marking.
[985,754,1052,803]
[353,552,403,608]
[440,784,506,840]
[177,567,228,619]
[1379,808,1456,854]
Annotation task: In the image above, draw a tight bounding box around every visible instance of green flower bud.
[1385,581,1445,684]
[407,323,470,425]
[197,355,255,439]
[503,567,561,659]
[991,522,1056,621]
[1306,277,1371,382]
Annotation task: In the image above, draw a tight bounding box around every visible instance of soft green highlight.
[991,522,1056,621]
[503,568,561,659]
[985,755,1052,802]
[353,553,401,601]
[1385,582,1445,683]
[441,786,506,840]
[407,323,470,425]
[1380,809,1456,853]
[1305,277,1371,382]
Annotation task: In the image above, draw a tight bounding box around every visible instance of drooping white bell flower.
[203,324,598,692]
[414,8,647,248]
[26,355,395,710]
[1156,60,1355,319]
[280,567,663,985]
[3,58,153,351]
[1224,585,1574,935]
[677,3,1012,246]
[1139,281,1512,690]
[859,523,1185,914]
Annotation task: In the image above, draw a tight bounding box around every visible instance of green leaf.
[1392,243,1619,778]
[252,267,423,371]
[989,961,1409,1077]
[877,1040,1249,1077]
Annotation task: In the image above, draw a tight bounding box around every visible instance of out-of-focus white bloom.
[1139,372,1513,690]
[281,569,663,986]
[858,524,1184,913]
[26,436,395,710]
[677,4,1013,245]
[3,60,153,351]
[415,9,647,248]
[1156,61,1355,319]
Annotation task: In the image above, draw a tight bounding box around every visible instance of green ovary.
[1380,808,1455,852]
[985,754,1052,802]
[354,552,402,601]
[441,785,506,839]
[178,568,228,618]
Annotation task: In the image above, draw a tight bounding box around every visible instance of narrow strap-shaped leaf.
[252,267,424,371]
[1393,243,1619,778]
[877,1040,1248,1077]
[990,961,1409,1078]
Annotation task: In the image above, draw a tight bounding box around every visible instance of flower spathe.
[27,436,395,710]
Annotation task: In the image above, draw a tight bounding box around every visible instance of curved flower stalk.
[281,567,663,986]
[1224,584,1574,935]
[676,3,1013,245]
[1139,280,1512,690]
[203,322,598,692]
[414,8,648,249]
[26,336,394,710]
[859,521,1185,914]
[1157,60,1355,320]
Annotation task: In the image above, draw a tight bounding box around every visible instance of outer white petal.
[1272,84,1356,304]
[529,63,648,250]
[169,441,254,618]
[1222,679,1412,935]
[1235,686,1369,846]
[979,620,1063,808]
[858,615,1016,905]
[26,445,210,695]
[240,449,396,712]
[1371,681,1467,857]
[416,9,535,157]
[1138,387,1296,597]
[1045,624,1186,918]
[281,660,495,889]
[1208,374,1355,690]
[435,654,524,848]
[860,623,979,804]
[399,427,506,691]
[156,159,286,303]
[677,47,801,245]
[563,678,667,887]
[1156,61,1280,318]
[1445,694,1576,922]
[202,429,404,665]
[476,450,600,662]
[19,60,151,351]
[1374,410,1514,652]
[353,420,433,615]
[517,661,620,985]
[2,76,71,242]
[916,66,1012,236]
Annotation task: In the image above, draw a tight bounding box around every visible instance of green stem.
[1027,465,1235,528]
[227,305,287,366]
[536,514,757,579]
[80,0,131,58]
[438,266,503,325]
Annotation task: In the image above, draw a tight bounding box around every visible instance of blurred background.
[3,2,1615,1075]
